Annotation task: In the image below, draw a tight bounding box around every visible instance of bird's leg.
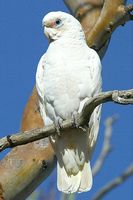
[54,117,63,136]
[72,111,87,132]
[72,111,79,128]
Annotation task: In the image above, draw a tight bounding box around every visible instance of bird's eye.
[55,19,62,26]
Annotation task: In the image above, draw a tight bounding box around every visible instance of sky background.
[0,1,133,200]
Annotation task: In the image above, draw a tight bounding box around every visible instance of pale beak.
[44,27,54,43]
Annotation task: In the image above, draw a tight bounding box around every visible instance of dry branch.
[0,89,133,152]
[64,1,133,57]
[92,164,133,200]
[92,116,117,176]
[86,1,133,54]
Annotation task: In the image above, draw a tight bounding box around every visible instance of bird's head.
[42,11,85,42]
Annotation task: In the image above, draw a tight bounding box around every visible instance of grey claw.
[54,118,63,136]
[72,112,87,132]
[72,111,79,128]
[78,126,87,132]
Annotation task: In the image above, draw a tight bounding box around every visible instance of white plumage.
[36,11,102,194]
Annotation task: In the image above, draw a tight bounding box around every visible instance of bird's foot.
[72,111,87,132]
[54,117,63,136]
[72,111,79,128]
[78,126,87,132]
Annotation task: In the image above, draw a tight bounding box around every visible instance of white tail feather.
[79,162,92,193]
[57,161,92,194]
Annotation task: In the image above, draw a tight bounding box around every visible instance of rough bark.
[0,88,56,200]
[64,0,133,57]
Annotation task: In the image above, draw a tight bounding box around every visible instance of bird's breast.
[42,43,94,119]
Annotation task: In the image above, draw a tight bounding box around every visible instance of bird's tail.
[57,161,92,194]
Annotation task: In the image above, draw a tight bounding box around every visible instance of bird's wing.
[36,53,53,126]
[87,48,102,95]
[36,53,46,102]
[86,48,102,155]
[76,47,102,158]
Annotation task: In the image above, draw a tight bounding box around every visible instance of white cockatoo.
[36,11,102,194]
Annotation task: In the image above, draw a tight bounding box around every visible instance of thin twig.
[92,164,133,200]
[92,115,117,176]
[0,89,133,152]
[60,193,75,200]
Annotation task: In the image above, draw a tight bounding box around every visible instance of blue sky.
[0,1,133,200]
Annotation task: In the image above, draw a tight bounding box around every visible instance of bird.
[36,11,102,194]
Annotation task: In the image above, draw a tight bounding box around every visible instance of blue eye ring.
[55,19,62,26]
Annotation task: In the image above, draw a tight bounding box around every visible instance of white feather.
[36,11,102,193]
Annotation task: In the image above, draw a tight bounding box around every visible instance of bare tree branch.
[64,0,106,57]
[86,1,133,53]
[64,0,104,16]
[92,164,133,200]
[92,115,117,176]
[60,193,75,200]
[64,1,133,57]
[0,89,133,152]
[79,89,133,126]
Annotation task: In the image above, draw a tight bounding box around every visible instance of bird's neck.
[64,29,85,41]
[52,33,87,48]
